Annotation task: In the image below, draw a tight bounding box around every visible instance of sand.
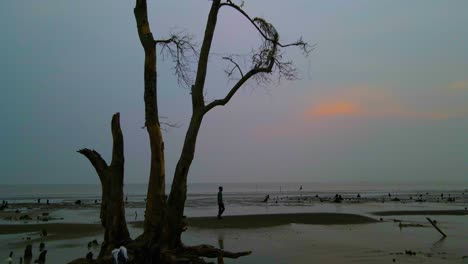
[1,207,467,263]
[0,223,102,236]
[187,213,377,229]
[129,212,377,230]
[372,209,468,216]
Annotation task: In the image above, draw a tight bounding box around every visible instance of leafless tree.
[75,0,310,263]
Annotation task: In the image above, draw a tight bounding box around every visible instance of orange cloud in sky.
[448,81,468,90]
[305,101,361,118]
[302,85,466,121]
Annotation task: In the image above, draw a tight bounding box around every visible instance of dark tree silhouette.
[77,113,130,258]
[75,0,309,263]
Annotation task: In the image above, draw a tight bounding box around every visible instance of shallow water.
[1,182,467,263]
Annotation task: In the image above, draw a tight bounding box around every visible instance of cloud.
[305,101,361,118]
[448,81,468,91]
[302,85,463,121]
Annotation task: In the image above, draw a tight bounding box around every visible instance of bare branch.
[204,67,269,113]
[159,116,181,132]
[77,149,108,178]
[222,56,244,78]
[219,1,312,55]
[156,31,199,88]
[202,1,312,113]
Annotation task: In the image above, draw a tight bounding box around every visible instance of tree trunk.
[166,111,204,248]
[78,113,130,257]
[165,0,221,249]
[134,0,167,244]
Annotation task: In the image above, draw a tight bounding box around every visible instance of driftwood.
[426,217,447,237]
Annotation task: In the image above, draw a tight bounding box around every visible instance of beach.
[0,183,467,263]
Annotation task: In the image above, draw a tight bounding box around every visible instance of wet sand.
[372,209,468,216]
[129,213,377,229]
[0,223,102,236]
[187,213,377,228]
[1,209,467,263]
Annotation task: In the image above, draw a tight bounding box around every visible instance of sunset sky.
[1,0,467,184]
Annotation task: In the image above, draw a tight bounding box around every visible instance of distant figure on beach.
[217,186,225,219]
[86,252,93,261]
[135,211,138,221]
[34,250,47,264]
[37,199,41,204]
[357,193,361,198]
[6,251,13,264]
[46,199,49,205]
[262,195,270,203]
[333,194,343,203]
[39,243,45,252]
[24,244,32,264]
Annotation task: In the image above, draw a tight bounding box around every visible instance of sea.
[1,181,467,221]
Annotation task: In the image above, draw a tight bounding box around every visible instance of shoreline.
[1,212,376,238]
[133,212,377,229]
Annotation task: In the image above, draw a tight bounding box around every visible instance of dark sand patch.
[0,223,103,243]
[131,213,377,229]
[372,210,468,216]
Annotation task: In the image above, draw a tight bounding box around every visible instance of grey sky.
[1,1,467,184]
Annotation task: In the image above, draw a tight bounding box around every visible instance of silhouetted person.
[262,195,270,203]
[46,200,49,205]
[6,251,13,264]
[37,199,41,204]
[34,250,46,264]
[86,252,93,261]
[217,186,225,219]
[39,243,45,252]
[333,194,342,203]
[24,244,33,263]
[135,211,138,221]
[357,193,361,198]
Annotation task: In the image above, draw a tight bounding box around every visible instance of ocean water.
[1,182,467,218]
[1,181,467,203]
[1,182,468,263]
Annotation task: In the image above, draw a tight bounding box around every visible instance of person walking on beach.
[5,251,13,264]
[217,186,225,219]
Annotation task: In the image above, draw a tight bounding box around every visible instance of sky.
[1,0,467,184]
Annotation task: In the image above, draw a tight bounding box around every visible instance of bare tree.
[166,0,310,251]
[77,113,130,257]
[75,0,309,263]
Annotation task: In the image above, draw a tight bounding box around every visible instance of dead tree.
[75,1,309,263]
[165,0,310,251]
[77,113,130,257]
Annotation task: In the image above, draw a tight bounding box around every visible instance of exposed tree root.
[69,243,251,264]
[180,244,252,259]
